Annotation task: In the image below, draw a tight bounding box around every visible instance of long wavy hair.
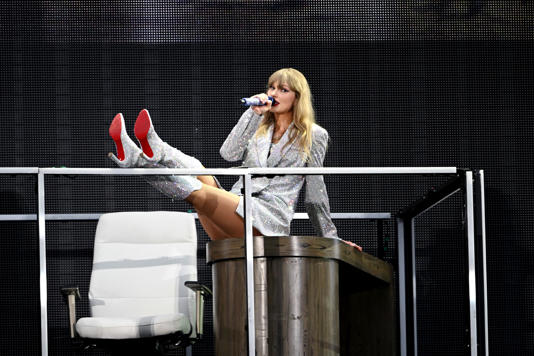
[255,68,315,161]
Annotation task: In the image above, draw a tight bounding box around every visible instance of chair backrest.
[88,211,197,325]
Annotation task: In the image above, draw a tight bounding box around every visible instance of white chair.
[61,211,211,353]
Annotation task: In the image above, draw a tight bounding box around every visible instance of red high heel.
[109,113,126,161]
[134,109,155,158]
[108,113,141,167]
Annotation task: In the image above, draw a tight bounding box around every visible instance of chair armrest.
[184,281,212,339]
[60,286,81,339]
[185,281,212,296]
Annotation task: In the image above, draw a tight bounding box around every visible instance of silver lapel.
[266,122,296,167]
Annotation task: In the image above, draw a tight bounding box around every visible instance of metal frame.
[396,173,465,355]
[396,170,487,356]
[0,166,488,356]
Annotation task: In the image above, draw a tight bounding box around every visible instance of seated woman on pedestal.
[108,67,360,249]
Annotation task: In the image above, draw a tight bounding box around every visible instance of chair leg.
[60,287,81,338]
[185,345,193,356]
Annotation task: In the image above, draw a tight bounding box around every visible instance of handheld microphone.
[240,96,274,106]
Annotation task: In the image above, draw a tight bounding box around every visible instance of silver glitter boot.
[108,113,142,168]
[132,109,203,199]
[142,163,203,200]
[138,144,206,200]
[137,147,204,200]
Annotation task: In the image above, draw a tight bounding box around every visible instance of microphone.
[240,96,274,106]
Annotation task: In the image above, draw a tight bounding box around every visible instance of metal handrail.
[0,212,392,221]
[38,166,457,176]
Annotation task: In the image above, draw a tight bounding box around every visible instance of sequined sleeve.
[220,108,263,162]
[305,127,339,238]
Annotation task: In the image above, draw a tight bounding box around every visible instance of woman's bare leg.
[186,184,261,238]
[132,110,253,238]
[192,168,248,239]
[197,212,233,240]
[194,174,234,240]
[141,146,233,239]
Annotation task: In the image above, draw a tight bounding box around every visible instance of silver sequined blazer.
[220,108,338,238]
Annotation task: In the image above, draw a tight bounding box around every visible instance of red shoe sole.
[109,113,125,161]
[134,109,154,158]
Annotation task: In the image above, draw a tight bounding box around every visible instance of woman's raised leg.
[142,173,258,238]
[109,109,257,239]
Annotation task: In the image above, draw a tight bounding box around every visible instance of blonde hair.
[255,68,315,161]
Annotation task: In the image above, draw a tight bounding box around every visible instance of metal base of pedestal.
[212,256,340,356]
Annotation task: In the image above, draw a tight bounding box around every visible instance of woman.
[108,68,360,249]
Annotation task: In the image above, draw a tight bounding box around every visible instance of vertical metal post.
[397,216,418,356]
[478,170,489,355]
[243,173,256,356]
[409,218,418,356]
[38,171,48,356]
[396,218,408,356]
[464,171,478,356]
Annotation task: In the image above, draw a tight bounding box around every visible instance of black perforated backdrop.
[0,1,533,355]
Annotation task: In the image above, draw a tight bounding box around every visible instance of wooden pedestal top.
[207,236,393,284]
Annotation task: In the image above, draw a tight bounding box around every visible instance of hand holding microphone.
[240,95,274,106]
[241,94,274,115]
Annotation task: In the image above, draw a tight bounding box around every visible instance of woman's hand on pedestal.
[342,240,362,252]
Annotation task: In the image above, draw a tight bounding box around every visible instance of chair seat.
[76,313,191,340]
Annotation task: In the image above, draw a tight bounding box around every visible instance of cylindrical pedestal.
[212,256,339,356]
[207,236,395,356]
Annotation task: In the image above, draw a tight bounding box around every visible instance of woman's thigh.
[187,185,260,238]
[193,175,233,239]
